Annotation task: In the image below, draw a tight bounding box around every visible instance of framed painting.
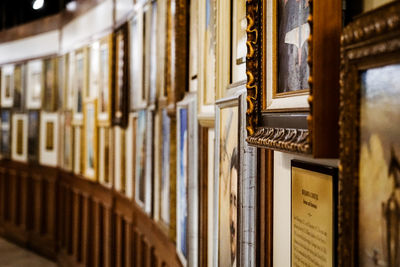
[160,108,172,226]
[134,109,153,214]
[73,48,88,125]
[26,60,43,109]
[245,0,341,157]
[98,126,113,188]
[27,110,40,163]
[176,93,198,266]
[113,23,129,127]
[339,3,400,266]
[11,113,28,162]
[165,0,188,115]
[129,9,146,111]
[188,0,198,94]
[66,52,74,110]
[214,86,257,267]
[13,64,25,111]
[290,160,338,267]
[73,126,82,175]
[83,100,98,180]
[63,111,73,171]
[231,0,247,83]
[43,57,57,111]
[198,0,216,124]
[98,34,113,126]
[57,55,66,111]
[88,41,100,100]
[114,126,126,194]
[148,1,158,105]
[1,64,14,108]
[0,110,11,159]
[124,114,136,198]
[39,112,59,167]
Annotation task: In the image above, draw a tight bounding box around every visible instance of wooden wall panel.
[0,161,182,267]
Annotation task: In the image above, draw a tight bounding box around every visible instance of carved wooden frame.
[245,0,341,157]
[338,2,400,266]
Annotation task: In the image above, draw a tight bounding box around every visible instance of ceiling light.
[66,1,77,12]
[32,0,44,10]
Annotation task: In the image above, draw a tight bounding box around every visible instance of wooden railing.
[0,161,182,267]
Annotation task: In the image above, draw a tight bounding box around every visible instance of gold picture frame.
[11,113,28,162]
[83,99,98,181]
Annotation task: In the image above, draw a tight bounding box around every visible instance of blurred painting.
[98,39,110,123]
[27,60,43,109]
[43,58,56,111]
[177,108,188,261]
[63,111,72,170]
[135,110,147,207]
[114,30,125,122]
[89,42,100,99]
[1,65,14,108]
[160,108,171,224]
[5,75,11,98]
[28,111,39,161]
[1,110,11,157]
[57,56,65,109]
[204,0,216,105]
[75,51,84,115]
[277,0,310,93]
[231,0,247,82]
[359,64,400,267]
[219,105,239,267]
[16,119,23,155]
[84,101,96,179]
[45,121,54,151]
[129,14,142,110]
[13,65,23,109]
[149,1,157,104]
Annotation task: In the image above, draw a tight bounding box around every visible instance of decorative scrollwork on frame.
[246,0,260,136]
[246,127,311,154]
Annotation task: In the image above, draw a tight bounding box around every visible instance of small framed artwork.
[214,87,257,267]
[43,57,57,111]
[73,48,88,125]
[39,112,59,167]
[63,111,73,171]
[124,113,136,198]
[27,110,40,163]
[98,34,113,126]
[98,126,113,188]
[129,9,146,111]
[148,1,158,104]
[66,52,75,110]
[160,108,172,226]
[11,113,28,162]
[88,41,100,100]
[83,100,98,180]
[13,64,25,111]
[26,60,43,109]
[1,64,14,108]
[0,110,11,159]
[57,55,66,111]
[188,0,198,93]
[245,0,341,157]
[113,23,129,127]
[198,0,216,122]
[114,126,126,194]
[134,109,153,214]
[73,126,82,175]
[176,93,198,266]
[339,3,400,265]
[291,160,338,267]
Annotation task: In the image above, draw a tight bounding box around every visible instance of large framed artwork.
[11,113,28,162]
[73,48,87,125]
[198,0,216,123]
[1,110,11,159]
[1,64,14,108]
[129,9,146,111]
[245,0,341,157]
[214,87,257,267]
[291,160,338,267]
[134,109,153,214]
[13,64,25,111]
[43,57,57,111]
[39,112,59,167]
[113,23,129,127]
[27,110,40,162]
[98,126,113,188]
[339,3,400,266]
[63,111,73,171]
[83,100,97,180]
[176,93,198,266]
[26,60,43,109]
[98,35,113,126]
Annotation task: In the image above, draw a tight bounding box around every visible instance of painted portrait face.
[230,147,238,264]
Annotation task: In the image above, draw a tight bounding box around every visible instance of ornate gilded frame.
[338,2,400,266]
[246,0,341,157]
